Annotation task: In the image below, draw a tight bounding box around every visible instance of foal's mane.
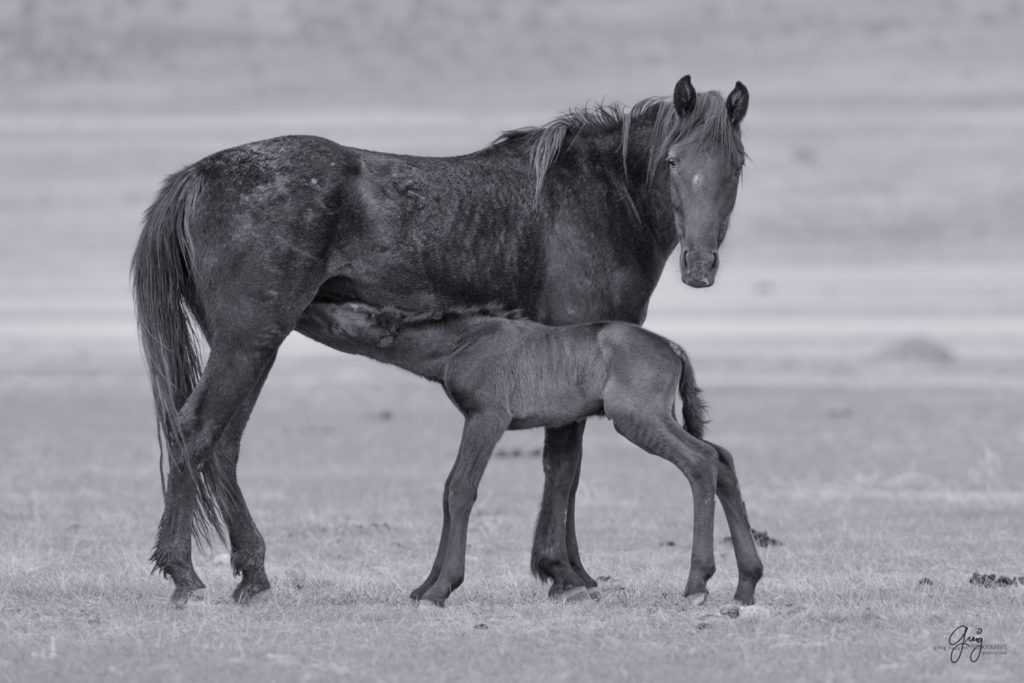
[493,92,744,200]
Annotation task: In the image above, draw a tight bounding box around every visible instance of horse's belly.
[507,396,604,430]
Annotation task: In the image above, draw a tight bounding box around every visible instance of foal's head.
[658,76,748,288]
[305,302,399,348]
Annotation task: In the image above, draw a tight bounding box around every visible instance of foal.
[299,302,763,607]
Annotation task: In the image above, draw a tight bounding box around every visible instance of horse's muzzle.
[681,250,719,288]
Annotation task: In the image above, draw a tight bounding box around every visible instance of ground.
[1,1,1023,682]
[2,352,1023,682]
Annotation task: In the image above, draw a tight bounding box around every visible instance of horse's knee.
[707,440,737,470]
[446,480,478,513]
[683,443,719,486]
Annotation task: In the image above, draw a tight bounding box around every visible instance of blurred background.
[1,0,1022,390]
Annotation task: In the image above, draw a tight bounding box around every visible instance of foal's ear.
[726,81,749,126]
[673,75,696,117]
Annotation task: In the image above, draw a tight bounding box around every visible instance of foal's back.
[444,319,680,430]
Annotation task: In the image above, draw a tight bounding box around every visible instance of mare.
[131,75,750,606]
[299,302,764,607]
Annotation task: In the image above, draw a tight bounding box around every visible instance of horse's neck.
[622,122,677,250]
[567,120,678,264]
[383,316,496,382]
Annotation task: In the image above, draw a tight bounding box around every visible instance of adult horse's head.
[657,76,748,288]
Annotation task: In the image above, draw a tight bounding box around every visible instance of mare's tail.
[668,341,707,439]
[131,165,225,549]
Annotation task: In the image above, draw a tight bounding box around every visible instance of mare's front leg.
[531,422,597,600]
[417,413,507,607]
[705,441,763,605]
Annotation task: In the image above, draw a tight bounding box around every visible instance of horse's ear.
[726,81,749,126]
[673,75,696,117]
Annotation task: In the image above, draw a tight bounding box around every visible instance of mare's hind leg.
[152,332,290,606]
[705,441,763,605]
[607,407,719,602]
[531,422,594,600]
[210,363,275,604]
[152,465,206,606]
[418,413,507,606]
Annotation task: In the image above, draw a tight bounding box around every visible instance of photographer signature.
[948,625,983,663]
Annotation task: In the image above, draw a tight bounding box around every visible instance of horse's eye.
[666,157,678,168]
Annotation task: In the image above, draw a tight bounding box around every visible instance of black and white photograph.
[1,1,1022,680]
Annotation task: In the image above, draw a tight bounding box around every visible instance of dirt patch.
[969,572,1024,588]
[724,528,783,548]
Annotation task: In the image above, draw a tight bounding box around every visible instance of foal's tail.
[131,166,224,548]
[668,341,707,439]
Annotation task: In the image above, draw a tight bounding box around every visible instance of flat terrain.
[1,1,1023,681]
[2,350,1023,682]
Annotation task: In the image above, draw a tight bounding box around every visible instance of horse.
[131,74,750,607]
[298,301,764,607]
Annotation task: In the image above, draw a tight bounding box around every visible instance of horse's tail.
[131,165,225,548]
[668,340,707,439]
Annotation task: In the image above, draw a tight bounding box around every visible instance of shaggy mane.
[492,92,744,201]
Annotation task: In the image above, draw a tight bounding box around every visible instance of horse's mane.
[492,92,744,200]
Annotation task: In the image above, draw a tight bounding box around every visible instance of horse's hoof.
[416,595,445,608]
[170,586,196,609]
[232,574,271,605]
[733,584,756,606]
[586,587,602,600]
[550,585,590,603]
[685,592,708,608]
[232,585,269,605]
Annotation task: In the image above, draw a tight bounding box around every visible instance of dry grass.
[1,355,1022,682]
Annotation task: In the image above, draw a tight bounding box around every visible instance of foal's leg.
[152,342,281,607]
[531,422,594,599]
[209,362,275,604]
[608,408,719,603]
[409,469,453,601]
[417,413,507,607]
[705,440,763,605]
